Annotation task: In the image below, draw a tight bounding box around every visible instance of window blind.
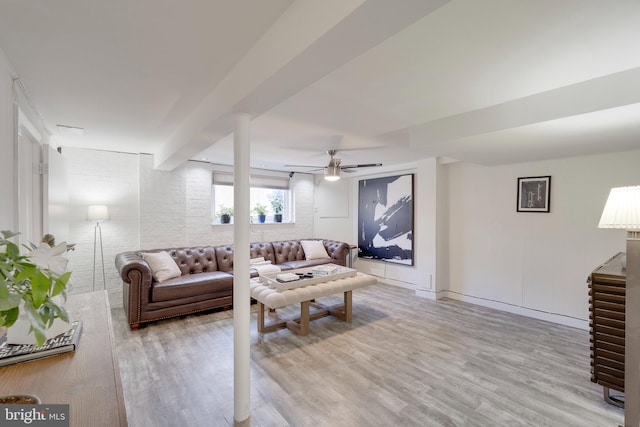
[212,172,289,189]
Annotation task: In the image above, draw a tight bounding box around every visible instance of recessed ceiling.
[1,0,639,173]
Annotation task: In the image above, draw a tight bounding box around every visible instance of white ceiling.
[1,0,639,174]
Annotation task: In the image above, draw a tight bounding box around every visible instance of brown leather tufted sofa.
[115,239,349,329]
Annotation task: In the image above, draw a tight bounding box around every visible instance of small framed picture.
[517,176,551,212]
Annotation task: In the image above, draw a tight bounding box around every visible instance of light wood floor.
[111,283,623,427]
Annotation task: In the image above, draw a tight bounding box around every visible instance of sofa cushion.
[152,271,234,302]
[168,246,218,275]
[215,245,234,272]
[249,242,276,264]
[141,251,181,282]
[272,240,305,264]
[300,240,330,260]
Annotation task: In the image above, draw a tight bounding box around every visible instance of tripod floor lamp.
[88,205,109,290]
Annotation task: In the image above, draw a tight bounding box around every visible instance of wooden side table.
[0,291,128,426]
[588,252,625,407]
[348,244,358,268]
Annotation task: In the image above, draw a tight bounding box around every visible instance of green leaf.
[0,307,19,327]
[33,330,46,347]
[30,270,50,308]
[0,263,16,282]
[23,302,47,346]
[15,265,36,283]
[41,298,69,324]
[52,272,71,297]
[5,240,20,259]
[56,305,69,323]
[0,291,21,311]
[1,230,20,239]
[0,281,9,298]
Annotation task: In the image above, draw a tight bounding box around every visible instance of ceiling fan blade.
[341,163,383,169]
[284,164,324,168]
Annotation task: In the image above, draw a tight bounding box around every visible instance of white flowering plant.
[0,230,71,346]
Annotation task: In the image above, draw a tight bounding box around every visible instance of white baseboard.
[443,290,588,330]
[415,289,437,300]
[372,275,415,290]
[369,276,588,330]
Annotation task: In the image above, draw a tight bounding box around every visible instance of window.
[212,172,292,224]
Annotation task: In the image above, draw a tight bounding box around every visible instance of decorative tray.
[258,264,357,291]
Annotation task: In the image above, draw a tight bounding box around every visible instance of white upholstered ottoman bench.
[249,271,377,335]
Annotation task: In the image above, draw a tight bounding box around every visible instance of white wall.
[64,148,140,306]
[45,145,70,240]
[313,176,353,242]
[445,149,640,328]
[0,49,16,230]
[0,50,50,235]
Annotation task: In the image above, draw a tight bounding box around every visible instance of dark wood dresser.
[588,252,626,406]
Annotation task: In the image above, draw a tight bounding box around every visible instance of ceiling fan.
[286,149,382,181]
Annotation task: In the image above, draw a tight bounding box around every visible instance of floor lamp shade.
[87,205,110,222]
[598,186,640,230]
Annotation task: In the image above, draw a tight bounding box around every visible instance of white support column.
[233,112,251,425]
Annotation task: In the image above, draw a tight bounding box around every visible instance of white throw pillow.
[300,240,330,260]
[142,251,181,282]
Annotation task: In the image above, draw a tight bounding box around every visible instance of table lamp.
[598,186,640,426]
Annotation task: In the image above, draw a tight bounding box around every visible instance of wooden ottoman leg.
[344,290,352,323]
[257,302,287,334]
[257,302,266,333]
[329,290,353,322]
[286,300,310,335]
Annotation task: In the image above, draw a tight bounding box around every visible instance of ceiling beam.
[409,67,640,147]
[154,0,449,170]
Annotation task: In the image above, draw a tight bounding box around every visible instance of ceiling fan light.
[324,165,340,181]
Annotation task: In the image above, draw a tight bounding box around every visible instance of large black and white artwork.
[358,174,414,265]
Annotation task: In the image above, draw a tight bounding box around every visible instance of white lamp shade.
[87,205,110,222]
[324,165,340,181]
[598,186,640,230]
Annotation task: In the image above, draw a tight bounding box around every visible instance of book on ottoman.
[312,264,338,276]
[276,273,300,283]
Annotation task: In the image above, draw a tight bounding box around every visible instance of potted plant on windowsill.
[0,230,72,347]
[218,205,234,224]
[270,196,283,223]
[252,203,268,223]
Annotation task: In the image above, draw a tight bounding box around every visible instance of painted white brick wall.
[138,158,316,247]
[139,154,188,248]
[292,174,315,239]
[185,162,218,245]
[64,147,139,307]
[64,149,316,307]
